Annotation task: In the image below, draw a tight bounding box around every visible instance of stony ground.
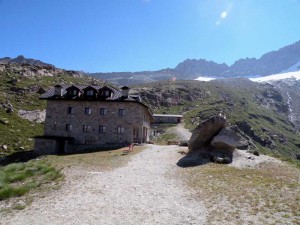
[0,145,207,225]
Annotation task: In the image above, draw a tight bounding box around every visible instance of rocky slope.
[0,55,53,67]
[0,60,104,155]
[91,40,300,85]
[132,79,300,159]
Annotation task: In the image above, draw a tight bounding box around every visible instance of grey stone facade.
[153,114,183,124]
[34,85,153,154]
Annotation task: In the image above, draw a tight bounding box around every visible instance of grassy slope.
[0,69,104,155]
[134,80,300,158]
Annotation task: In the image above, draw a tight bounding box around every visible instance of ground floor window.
[99,125,106,133]
[66,124,72,131]
[83,125,91,132]
[117,126,124,134]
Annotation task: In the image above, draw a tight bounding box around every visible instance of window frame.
[100,108,107,115]
[66,124,72,131]
[99,125,106,133]
[67,107,74,114]
[84,107,92,115]
[86,90,94,96]
[83,125,91,132]
[117,126,124,134]
[118,109,125,116]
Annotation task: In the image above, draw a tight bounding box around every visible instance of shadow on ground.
[177,153,211,167]
[0,151,39,166]
[177,151,233,167]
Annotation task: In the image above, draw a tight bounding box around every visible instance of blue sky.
[1,0,300,72]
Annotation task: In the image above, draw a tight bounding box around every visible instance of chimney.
[121,86,130,98]
[54,85,63,96]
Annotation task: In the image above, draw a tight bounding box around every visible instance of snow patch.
[195,77,215,81]
[250,71,300,82]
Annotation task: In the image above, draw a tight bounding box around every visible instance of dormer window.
[66,86,80,97]
[72,89,78,96]
[98,86,113,99]
[87,90,93,96]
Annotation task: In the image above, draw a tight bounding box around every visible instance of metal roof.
[153,114,183,118]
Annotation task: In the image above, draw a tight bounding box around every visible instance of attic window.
[72,89,78,96]
[86,90,93,96]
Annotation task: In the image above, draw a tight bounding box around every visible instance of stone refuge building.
[34,84,154,154]
[153,114,183,124]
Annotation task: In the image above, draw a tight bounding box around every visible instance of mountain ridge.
[91,40,300,85]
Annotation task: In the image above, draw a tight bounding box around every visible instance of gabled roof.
[39,84,154,120]
[66,85,81,90]
[82,86,98,91]
[40,84,124,101]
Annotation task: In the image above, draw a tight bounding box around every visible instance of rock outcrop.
[178,116,256,167]
[18,110,46,123]
[188,116,229,152]
[211,126,248,151]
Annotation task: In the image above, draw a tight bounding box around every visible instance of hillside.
[132,79,300,159]
[0,58,299,161]
[91,40,300,85]
[0,61,104,156]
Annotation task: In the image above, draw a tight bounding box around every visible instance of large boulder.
[211,126,248,151]
[188,116,229,152]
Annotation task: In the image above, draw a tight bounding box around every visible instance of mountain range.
[90,40,300,85]
[0,48,300,160]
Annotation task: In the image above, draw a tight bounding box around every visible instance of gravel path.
[1,145,207,225]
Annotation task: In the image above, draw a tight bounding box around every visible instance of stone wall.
[44,100,151,146]
[34,138,57,155]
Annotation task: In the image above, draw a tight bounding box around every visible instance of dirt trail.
[1,145,207,225]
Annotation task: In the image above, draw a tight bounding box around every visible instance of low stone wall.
[34,138,57,155]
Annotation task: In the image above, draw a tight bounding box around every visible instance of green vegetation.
[46,146,146,171]
[154,133,178,145]
[135,80,300,159]
[0,69,104,155]
[175,160,300,224]
[0,159,62,201]
[150,124,178,145]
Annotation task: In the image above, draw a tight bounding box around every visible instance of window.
[66,124,72,131]
[72,89,78,96]
[100,108,107,115]
[117,126,124,134]
[83,125,91,132]
[85,108,92,115]
[99,126,106,133]
[118,109,125,116]
[67,107,74,114]
[105,90,110,96]
[86,90,93,96]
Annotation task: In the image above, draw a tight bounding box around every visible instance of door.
[57,140,65,154]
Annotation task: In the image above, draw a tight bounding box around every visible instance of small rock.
[0,118,9,125]
[2,145,8,150]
